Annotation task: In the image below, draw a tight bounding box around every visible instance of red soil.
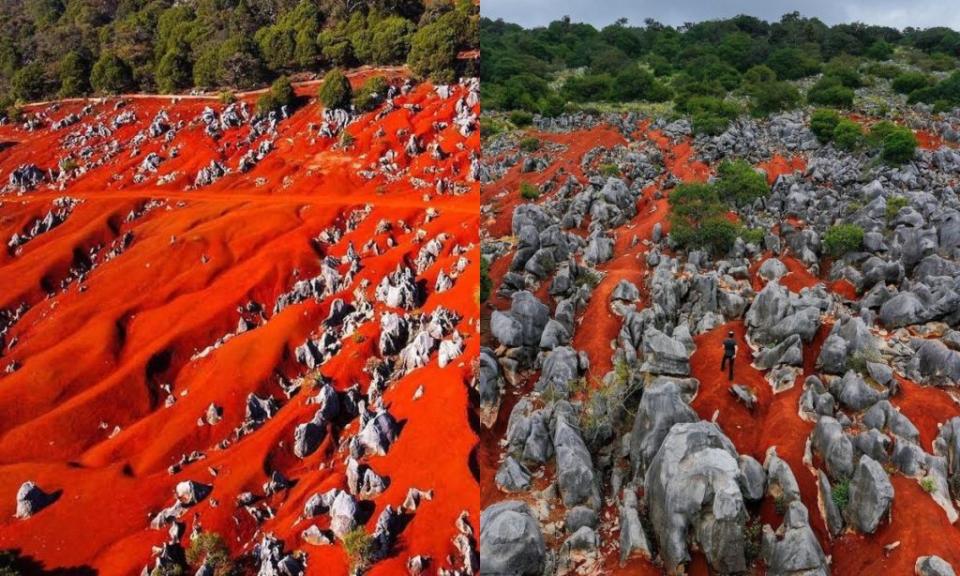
[0,79,478,573]
[757,154,807,185]
[914,129,945,151]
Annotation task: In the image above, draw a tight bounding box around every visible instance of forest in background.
[481,13,960,132]
[0,0,478,108]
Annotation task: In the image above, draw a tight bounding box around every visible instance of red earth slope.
[0,76,479,574]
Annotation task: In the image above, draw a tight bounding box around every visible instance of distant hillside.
[481,13,960,125]
[0,0,478,108]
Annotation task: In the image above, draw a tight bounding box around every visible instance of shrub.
[810,109,841,143]
[519,137,540,152]
[519,182,539,200]
[480,257,491,302]
[892,71,934,95]
[91,52,133,94]
[352,75,388,112]
[832,119,864,151]
[865,62,901,80]
[687,96,740,136]
[746,79,800,117]
[807,76,855,108]
[831,478,850,509]
[921,477,937,493]
[698,218,739,255]
[599,163,620,177]
[865,40,894,61]
[881,128,917,165]
[186,532,233,576]
[886,196,908,222]
[866,120,898,147]
[767,47,821,80]
[0,549,23,576]
[823,59,864,88]
[562,73,614,103]
[714,159,768,206]
[908,71,960,108]
[740,227,765,246]
[823,224,864,257]
[258,75,295,114]
[610,66,671,102]
[342,528,374,572]
[509,110,533,127]
[668,182,735,254]
[318,68,352,110]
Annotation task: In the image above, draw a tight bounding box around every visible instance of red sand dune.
[0,77,478,573]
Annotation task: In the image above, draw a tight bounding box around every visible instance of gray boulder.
[640,327,692,376]
[916,556,957,576]
[629,377,699,479]
[480,501,546,576]
[644,421,747,574]
[15,481,54,519]
[845,455,894,534]
[495,456,532,493]
[762,500,829,576]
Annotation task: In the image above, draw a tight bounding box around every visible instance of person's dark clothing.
[721,337,736,381]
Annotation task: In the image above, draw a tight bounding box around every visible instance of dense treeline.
[0,0,478,107]
[481,12,960,124]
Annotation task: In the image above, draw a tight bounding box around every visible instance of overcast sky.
[480,0,960,31]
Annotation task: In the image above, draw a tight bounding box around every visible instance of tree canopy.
[0,0,479,102]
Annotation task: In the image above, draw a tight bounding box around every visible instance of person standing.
[721,330,737,381]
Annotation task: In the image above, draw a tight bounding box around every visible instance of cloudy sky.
[480,0,960,31]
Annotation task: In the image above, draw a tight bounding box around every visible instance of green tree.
[59,51,91,97]
[155,42,192,94]
[256,25,296,72]
[810,108,841,143]
[714,159,769,206]
[90,52,134,94]
[610,66,671,102]
[216,36,264,90]
[807,76,854,107]
[563,74,614,102]
[766,47,820,80]
[892,71,934,94]
[745,77,800,116]
[408,9,468,83]
[687,96,740,136]
[370,16,414,65]
[318,68,352,109]
[11,62,50,102]
[668,182,725,250]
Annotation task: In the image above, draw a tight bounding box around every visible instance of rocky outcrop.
[644,421,748,574]
[479,501,545,576]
